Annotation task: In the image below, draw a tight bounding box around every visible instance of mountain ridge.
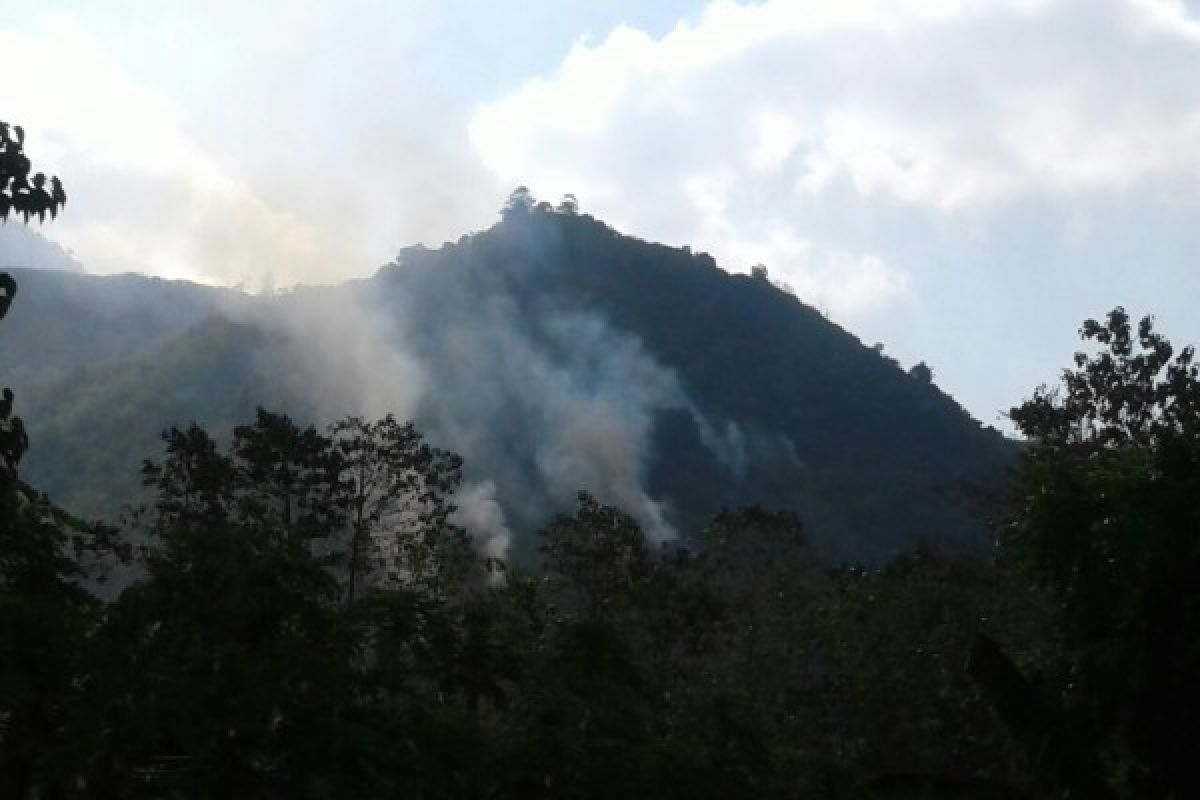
[3,208,1014,560]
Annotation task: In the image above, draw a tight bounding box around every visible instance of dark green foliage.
[1000,308,1200,798]
[232,407,343,547]
[539,491,649,620]
[141,423,235,531]
[75,523,355,797]
[0,401,1059,798]
[0,121,66,225]
[0,269,243,391]
[1010,306,1200,448]
[24,316,276,517]
[1,121,65,483]
[0,489,96,798]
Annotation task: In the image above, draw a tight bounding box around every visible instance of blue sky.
[4,0,1200,429]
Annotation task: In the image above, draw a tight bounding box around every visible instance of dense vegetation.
[2,300,1198,797]
[0,409,1039,798]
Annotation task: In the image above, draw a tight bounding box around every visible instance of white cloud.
[1128,0,1200,40]
[0,12,362,285]
[469,0,1200,321]
[679,169,913,316]
[726,228,913,318]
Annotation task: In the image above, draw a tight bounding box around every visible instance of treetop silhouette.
[1,121,65,483]
[0,120,66,225]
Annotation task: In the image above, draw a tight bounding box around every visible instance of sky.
[4,0,1200,429]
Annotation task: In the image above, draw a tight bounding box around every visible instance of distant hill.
[1,208,1016,560]
[0,268,252,389]
[0,225,84,273]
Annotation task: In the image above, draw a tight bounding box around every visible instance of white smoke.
[215,220,747,555]
[453,480,512,561]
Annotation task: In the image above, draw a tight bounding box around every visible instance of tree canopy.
[998,308,1200,798]
[2,122,65,483]
[0,120,66,226]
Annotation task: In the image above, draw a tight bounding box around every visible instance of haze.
[4,0,1200,428]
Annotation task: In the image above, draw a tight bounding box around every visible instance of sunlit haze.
[5,0,1200,426]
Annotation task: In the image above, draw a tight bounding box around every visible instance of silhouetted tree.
[141,423,236,534]
[1,122,65,484]
[0,124,83,798]
[994,307,1200,798]
[556,193,579,215]
[538,491,650,621]
[909,361,933,383]
[0,120,66,225]
[233,407,343,548]
[501,185,535,219]
[0,489,96,798]
[0,273,16,323]
[329,413,466,603]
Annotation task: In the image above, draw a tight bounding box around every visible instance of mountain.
[0,268,252,389]
[0,224,85,273]
[1,207,1016,560]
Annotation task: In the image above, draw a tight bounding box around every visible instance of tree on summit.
[556,193,579,215]
[502,185,536,219]
[908,361,933,384]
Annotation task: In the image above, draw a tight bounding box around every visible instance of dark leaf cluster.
[999,307,1200,798]
[0,121,66,224]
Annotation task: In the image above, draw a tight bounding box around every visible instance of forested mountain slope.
[4,206,1015,560]
[0,268,250,388]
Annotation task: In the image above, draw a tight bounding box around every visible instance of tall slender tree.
[329,413,465,603]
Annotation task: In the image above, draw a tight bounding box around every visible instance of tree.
[998,307,1200,798]
[329,414,467,603]
[501,186,536,219]
[232,407,343,548]
[0,490,96,798]
[141,423,236,533]
[538,491,650,621]
[0,273,16,323]
[1011,306,1199,448]
[0,120,67,225]
[1,121,66,483]
[0,125,86,797]
[75,519,359,798]
[909,361,933,384]
[556,193,579,215]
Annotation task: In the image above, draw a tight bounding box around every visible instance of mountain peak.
[7,210,1012,561]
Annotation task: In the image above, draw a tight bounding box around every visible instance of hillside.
[3,207,1015,560]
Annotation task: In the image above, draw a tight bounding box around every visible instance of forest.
[3,128,1200,799]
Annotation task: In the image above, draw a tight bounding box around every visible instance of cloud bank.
[11,0,1200,426]
[0,14,342,286]
[469,0,1200,326]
